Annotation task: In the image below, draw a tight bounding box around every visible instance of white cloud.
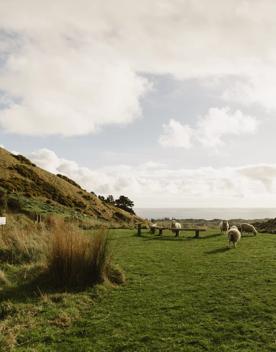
[159,119,193,148]
[0,44,150,136]
[29,148,276,207]
[160,107,259,149]
[238,165,276,192]
[0,1,276,135]
[197,107,259,147]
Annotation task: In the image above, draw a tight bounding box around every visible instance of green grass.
[1,229,276,351]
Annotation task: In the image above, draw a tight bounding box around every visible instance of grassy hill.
[0,146,142,227]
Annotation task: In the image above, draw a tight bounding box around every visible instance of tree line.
[97,194,135,214]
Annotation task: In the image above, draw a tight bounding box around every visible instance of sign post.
[0,217,6,236]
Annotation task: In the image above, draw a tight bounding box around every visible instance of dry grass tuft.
[46,221,123,287]
[51,312,72,328]
[106,264,126,285]
[0,224,48,264]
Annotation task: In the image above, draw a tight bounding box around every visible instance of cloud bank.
[159,107,259,149]
[0,1,276,135]
[29,148,276,208]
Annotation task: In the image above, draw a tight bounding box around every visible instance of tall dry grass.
[46,220,124,287]
[0,217,48,264]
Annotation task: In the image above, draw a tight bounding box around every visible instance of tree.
[0,189,7,216]
[98,195,106,202]
[115,195,135,214]
[106,195,115,204]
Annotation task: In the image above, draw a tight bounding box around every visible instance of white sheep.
[227,225,241,248]
[240,223,257,236]
[219,220,229,234]
[171,220,181,237]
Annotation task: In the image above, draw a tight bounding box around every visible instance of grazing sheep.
[240,223,257,236]
[171,220,181,237]
[227,225,241,248]
[219,220,229,234]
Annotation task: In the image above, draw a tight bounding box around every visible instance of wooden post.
[137,224,142,236]
[195,229,200,238]
[150,227,156,235]
[158,228,163,236]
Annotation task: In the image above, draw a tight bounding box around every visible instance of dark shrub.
[56,174,82,189]
[7,196,24,212]
[11,154,36,166]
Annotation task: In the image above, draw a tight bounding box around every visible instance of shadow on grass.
[197,233,222,240]
[0,270,97,304]
[143,235,189,242]
[205,247,230,255]
[140,232,223,242]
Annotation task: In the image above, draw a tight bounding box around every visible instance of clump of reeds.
[46,220,124,287]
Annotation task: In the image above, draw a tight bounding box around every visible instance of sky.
[1,0,276,208]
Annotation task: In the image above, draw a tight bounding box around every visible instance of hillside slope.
[0,147,142,226]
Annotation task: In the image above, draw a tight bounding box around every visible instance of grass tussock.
[46,221,125,288]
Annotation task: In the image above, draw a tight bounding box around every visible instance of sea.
[135,208,276,220]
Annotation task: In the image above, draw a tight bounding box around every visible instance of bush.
[46,222,124,287]
[7,196,24,212]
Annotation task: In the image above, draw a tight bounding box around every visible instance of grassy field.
[1,228,276,351]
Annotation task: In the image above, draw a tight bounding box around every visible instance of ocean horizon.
[135,208,276,220]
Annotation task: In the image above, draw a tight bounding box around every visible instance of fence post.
[137,224,142,236]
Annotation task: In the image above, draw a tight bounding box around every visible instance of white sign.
[0,217,6,225]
